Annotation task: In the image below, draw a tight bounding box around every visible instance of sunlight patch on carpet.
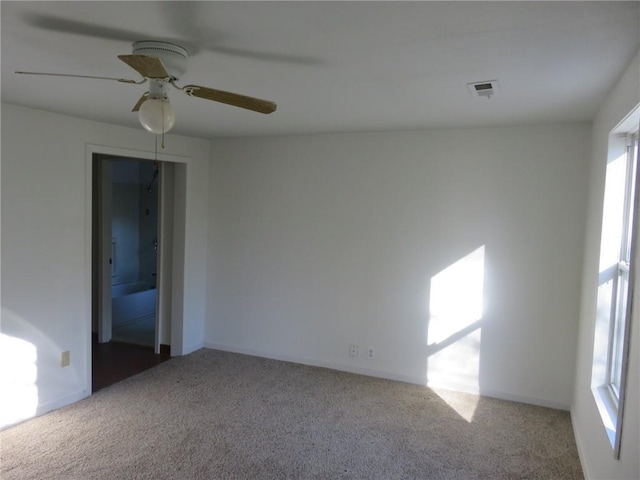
[432,387,480,423]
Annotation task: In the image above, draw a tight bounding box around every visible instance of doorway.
[109,158,159,347]
[91,153,173,391]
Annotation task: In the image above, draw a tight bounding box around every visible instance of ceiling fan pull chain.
[161,99,166,149]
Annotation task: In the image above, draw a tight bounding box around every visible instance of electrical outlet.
[367,347,374,359]
[349,344,359,358]
[61,350,70,367]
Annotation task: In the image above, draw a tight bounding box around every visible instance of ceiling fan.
[16,40,277,135]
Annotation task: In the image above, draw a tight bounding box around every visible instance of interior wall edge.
[570,407,593,480]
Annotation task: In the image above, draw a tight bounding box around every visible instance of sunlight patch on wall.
[427,246,485,402]
[0,333,38,427]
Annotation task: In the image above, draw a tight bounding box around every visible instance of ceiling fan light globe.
[138,97,175,134]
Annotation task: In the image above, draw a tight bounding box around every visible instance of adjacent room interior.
[1,2,639,479]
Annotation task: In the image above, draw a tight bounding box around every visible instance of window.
[592,108,639,458]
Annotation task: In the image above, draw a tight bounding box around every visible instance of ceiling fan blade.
[158,3,320,65]
[181,85,277,114]
[25,13,320,66]
[15,71,144,84]
[132,92,149,112]
[24,13,201,56]
[205,45,322,66]
[118,55,170,79]
[25,14,139,43]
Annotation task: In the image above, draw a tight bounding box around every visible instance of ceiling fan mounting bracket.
[132,40,188,80]
[148,79,170,98]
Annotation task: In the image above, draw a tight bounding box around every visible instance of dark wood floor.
[92,335,170,392]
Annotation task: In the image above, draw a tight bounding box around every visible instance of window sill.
[592,385,618,449]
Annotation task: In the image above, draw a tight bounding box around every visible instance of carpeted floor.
[1,349,584,479]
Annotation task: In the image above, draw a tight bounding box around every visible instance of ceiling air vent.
[467,80,500,99]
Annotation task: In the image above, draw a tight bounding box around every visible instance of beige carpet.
[1,349,583,479]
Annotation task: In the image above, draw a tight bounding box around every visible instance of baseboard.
[36,389,91,417]
[427,381,569,410]
[427,380,480,396]
[475,388,570,411]
[2,388,91,431]
[204,342,424,385]
[183,342,204,356]
[570,406,592,480]
[205,342,570,411]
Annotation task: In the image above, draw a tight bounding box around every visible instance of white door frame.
[84,144,189,387]
[155,161,176,354]
[97,159,113,343]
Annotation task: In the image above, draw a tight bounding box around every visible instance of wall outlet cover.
[61,350,70,367]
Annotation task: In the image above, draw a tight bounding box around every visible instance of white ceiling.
[2,1,638,138]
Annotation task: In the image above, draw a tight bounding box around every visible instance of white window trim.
[592,384,619,448]
[591,106,639,459]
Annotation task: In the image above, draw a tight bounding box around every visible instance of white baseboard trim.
[427,380,480,396]
[479,389,569,411]
[204,343,569,410]
[2,388,91,431]
[426,381,569,410]
[570,406,592,480]
[204,342,424,385]
[183,342,204,356]
[36,389,91,417]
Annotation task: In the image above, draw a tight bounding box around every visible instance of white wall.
[0,104,210,429]
[207,123,590,409]
[572,50,640,480]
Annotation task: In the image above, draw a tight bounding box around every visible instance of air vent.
[467,80,500,99]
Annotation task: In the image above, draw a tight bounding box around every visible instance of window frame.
[592,113,638,459]
[607,135,636,399]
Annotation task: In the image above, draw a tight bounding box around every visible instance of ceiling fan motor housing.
[132,40,188,79]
